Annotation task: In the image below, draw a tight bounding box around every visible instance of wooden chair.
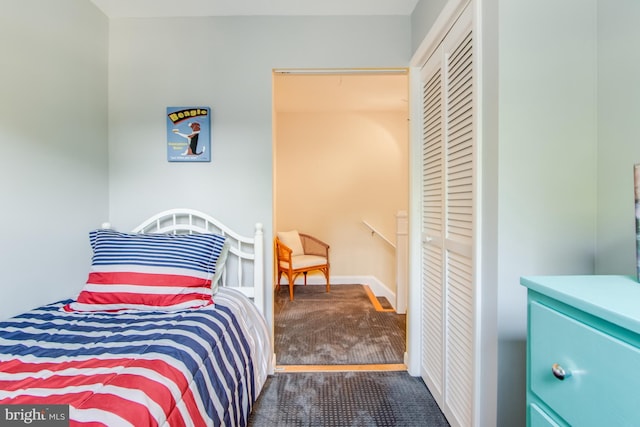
[275,230,330,301]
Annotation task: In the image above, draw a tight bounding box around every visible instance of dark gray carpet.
[248,371,450,427]
[274,284,406,365]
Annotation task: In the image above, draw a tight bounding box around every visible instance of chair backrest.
[298,233,330,259]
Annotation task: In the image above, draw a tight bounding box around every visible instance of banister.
[361,220,396,248]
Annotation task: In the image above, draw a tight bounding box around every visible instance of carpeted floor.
[249,284,450,427]
[274,284,406,365]
[247,371,450,427]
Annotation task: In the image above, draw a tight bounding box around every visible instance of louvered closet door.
[420,46,445,402]
[420,4,475,427]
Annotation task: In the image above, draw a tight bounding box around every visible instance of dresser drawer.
[529,403,561,427]
[530,302,640,426]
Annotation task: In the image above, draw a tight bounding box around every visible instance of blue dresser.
[521,275,640,427]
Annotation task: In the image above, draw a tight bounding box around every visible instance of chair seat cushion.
[281,254,327,270]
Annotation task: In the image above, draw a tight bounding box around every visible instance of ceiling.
[89,0,419,18]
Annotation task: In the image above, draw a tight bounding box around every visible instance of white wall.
[0,0,109,320]
[275,110,409,292]
[596,0,640,275]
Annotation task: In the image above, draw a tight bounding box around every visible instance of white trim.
[410,0,470,68]
[273,68,408,75]
[407,67,424,377]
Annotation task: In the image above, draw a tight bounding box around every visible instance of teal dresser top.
[520,275,640,335]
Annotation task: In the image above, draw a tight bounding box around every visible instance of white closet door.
[420,45,445,401]
[420,3,475,427]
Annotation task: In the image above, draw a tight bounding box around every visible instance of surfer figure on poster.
[172,122,206,156]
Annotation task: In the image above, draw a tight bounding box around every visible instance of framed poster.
[166,107,211,162]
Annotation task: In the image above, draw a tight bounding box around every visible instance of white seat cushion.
[277,230,305,256]
[280,254,327,269]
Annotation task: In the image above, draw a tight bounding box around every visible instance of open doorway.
[272,68,410,370]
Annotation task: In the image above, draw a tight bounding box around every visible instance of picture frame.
[166,107,211,162]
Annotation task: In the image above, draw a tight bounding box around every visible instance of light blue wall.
[4,1,636,425]
[596,0,640,275]
[106,15,411,321]
[498,0,598,425]
[498,0,598,331]
[410,0,448,53]
[0,6,411,319]
[107,16,411,232]
[0,0,109,319]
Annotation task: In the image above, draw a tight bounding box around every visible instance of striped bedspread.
[0,288,271,427]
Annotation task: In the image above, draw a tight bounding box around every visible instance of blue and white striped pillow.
[64,229,227,312]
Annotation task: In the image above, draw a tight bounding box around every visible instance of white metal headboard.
[129,208,265,313]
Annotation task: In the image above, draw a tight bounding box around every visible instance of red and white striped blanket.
[0,288,270,427]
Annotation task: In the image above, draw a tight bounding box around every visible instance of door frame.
[271,67,411,365]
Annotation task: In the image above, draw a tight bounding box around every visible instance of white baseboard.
[278,274,397,311]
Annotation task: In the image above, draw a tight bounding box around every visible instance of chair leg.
[303,272,308,286]
[287,272,294,301]
[277,271,282,291]
[324,268,330,293]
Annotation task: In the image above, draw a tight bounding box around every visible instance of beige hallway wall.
[275,109,408,293]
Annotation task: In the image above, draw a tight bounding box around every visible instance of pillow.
[64,229,227,312]
[277,230,304,256]
[210,239,230,294]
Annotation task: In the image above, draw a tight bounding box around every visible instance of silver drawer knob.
[551,363,571,381]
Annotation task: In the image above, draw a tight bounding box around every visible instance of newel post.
[396,211,408,314]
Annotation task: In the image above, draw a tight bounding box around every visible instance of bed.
[0,209,271,426]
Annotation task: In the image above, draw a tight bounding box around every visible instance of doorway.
[272,68,410,369]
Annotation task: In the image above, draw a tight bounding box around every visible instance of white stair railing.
[361,211,409,314]
[361,220,395,248]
